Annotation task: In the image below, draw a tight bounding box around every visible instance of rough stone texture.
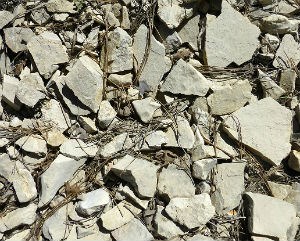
[177,15,199,50]
[288,150,300,172]
[259,14,298,35]
[154,205,184,239]
[15,134,47,156]
[4,27,34,52]
[108,73,132,86]
[100,201,141,231]
[0,11,14,29]
[39,154,85,207]
[192,158,217,180]
[223,97,292,166]
[27,31,69,78]
[2,74,21,110]
[207,79,252,115]
[101,27,133,73]
[204,1,260,67]
[41,99,71,133]
[111,218,154,241]
[46,0,76,13]
[0,154,37,203]
[117,184,149,209]
[0,203,37,232]
[76,189,111,216]
[157,0,193,29]
[165,194,215,229]
[211,162,246,214]
[97,100,117,128]
[267,181,292,200]
[111,154,159,198]
[60,139,98,159]
[133,24,169,93]
[280,69,296,92]
[132,97,161,123]
[157,164,195,202]
[144,130,167,149]
[273,34,300,69]
[64,55,103,113]
[160,59,211,96]
[244,192,300,241]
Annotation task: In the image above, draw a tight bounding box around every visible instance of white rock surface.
[244,192,300,241]
[259,14,298,35]
[111,218,154,241]
[133,24,169,93]
[0,11,14,29]
[2,74,21,110]
[39,154,85,207]
[0,203,37,232]
[258,70,285,100]
[46,0,76,13]
[64,55,103,113]
[117,184,149,209]
[161,59,211,96]
[165,194,215,229]
[108,73,132,86]
[0,154,37,203]
[97,100,117,128]
[111,154,159,198]
[4,27,34,52]
[76,188,111,216]
[192,158,217,180]
[207,79,252,115]
[273,34,300,69]
[223,97,292,166]
[178,15,199,50]
[15,134,47,156]
[211,162,246,214]
[157,164,195,201]
[101,27,133,73]
[154,205,184,239]
[27,31,69,78]
[60,139,98,159]
[132,97,161,123]
[204,1,260,67]
[100,201,141,231]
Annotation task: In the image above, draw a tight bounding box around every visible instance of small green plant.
[73,0,84,11]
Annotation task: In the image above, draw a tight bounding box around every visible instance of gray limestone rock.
[4,27,34,52]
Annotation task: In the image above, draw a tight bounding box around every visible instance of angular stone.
[273,34,300,69]
[16,134,47,156]
[133,24,169,93]
[46,0,76,13]
[31,7,50,24]
[4,27,34,52]
[101,27,133,73]
[76,189,111,216]
[117,184,149,209]
[100,201,141,230]
[258,70,285,100]
[177,15,199,50]
[2,74,21,110]
[161,59,210,96]
[154,205,183,239]
[0,11,14,29]
[64,55,103,113]
[192,158,217,180]
[157,164,195,202]
[78,116,98,133]
[41,99,71,133]
[211,162,245,214]
[111,154,159,198]
[111,218,153,241]
[223,97,292,166]
[157,0,193,29]
[267,181,292,200]
[132,97,161,123]
[144,130,167,149]
[43,129,67,147]
[207,79,252,115]
[280,69,296,92]
[0,203,37,232]
[288,150,300,172]
[27,31,69,78]
[0,154,37,203]
[204,1,260,67]
[16,71,46,107]
[4,229,30,241]
[39,154,85,207]
[165,194,215,229]
[97,100,117,128]
[259,14,298,35]
[108,73,132,86]
[60,139,98,159]
[244,192,300,241]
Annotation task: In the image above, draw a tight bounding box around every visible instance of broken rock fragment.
[223,97,292,166]
[204,1,260,67]
[4,27,34,52]
[161,59,210,96]
[97,100,117,128]
[15,134,47,156]
[60,139,98,159]
[46,0,76,13]
[27,31,69,78]
[132,97,161,123]
[259,14,298,35]
[0,11,14,29]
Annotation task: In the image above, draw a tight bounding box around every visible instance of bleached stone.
[60,139,98,159]
[204,1,260,67]
[161,59,211,96]
[4,27,34,52]
[259,14,298,35]
[2,74,21,110]
[117,184,149,209]
[46,0,76,13]
[177,15,199,50]
[97,100,117,128]
[223,97,292,166]
[0,11,14,29]
[192,158,217,180]
[15,134,47,156]
[108,73,133,86]
[43,129,67,147]
[132,97,161,123]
